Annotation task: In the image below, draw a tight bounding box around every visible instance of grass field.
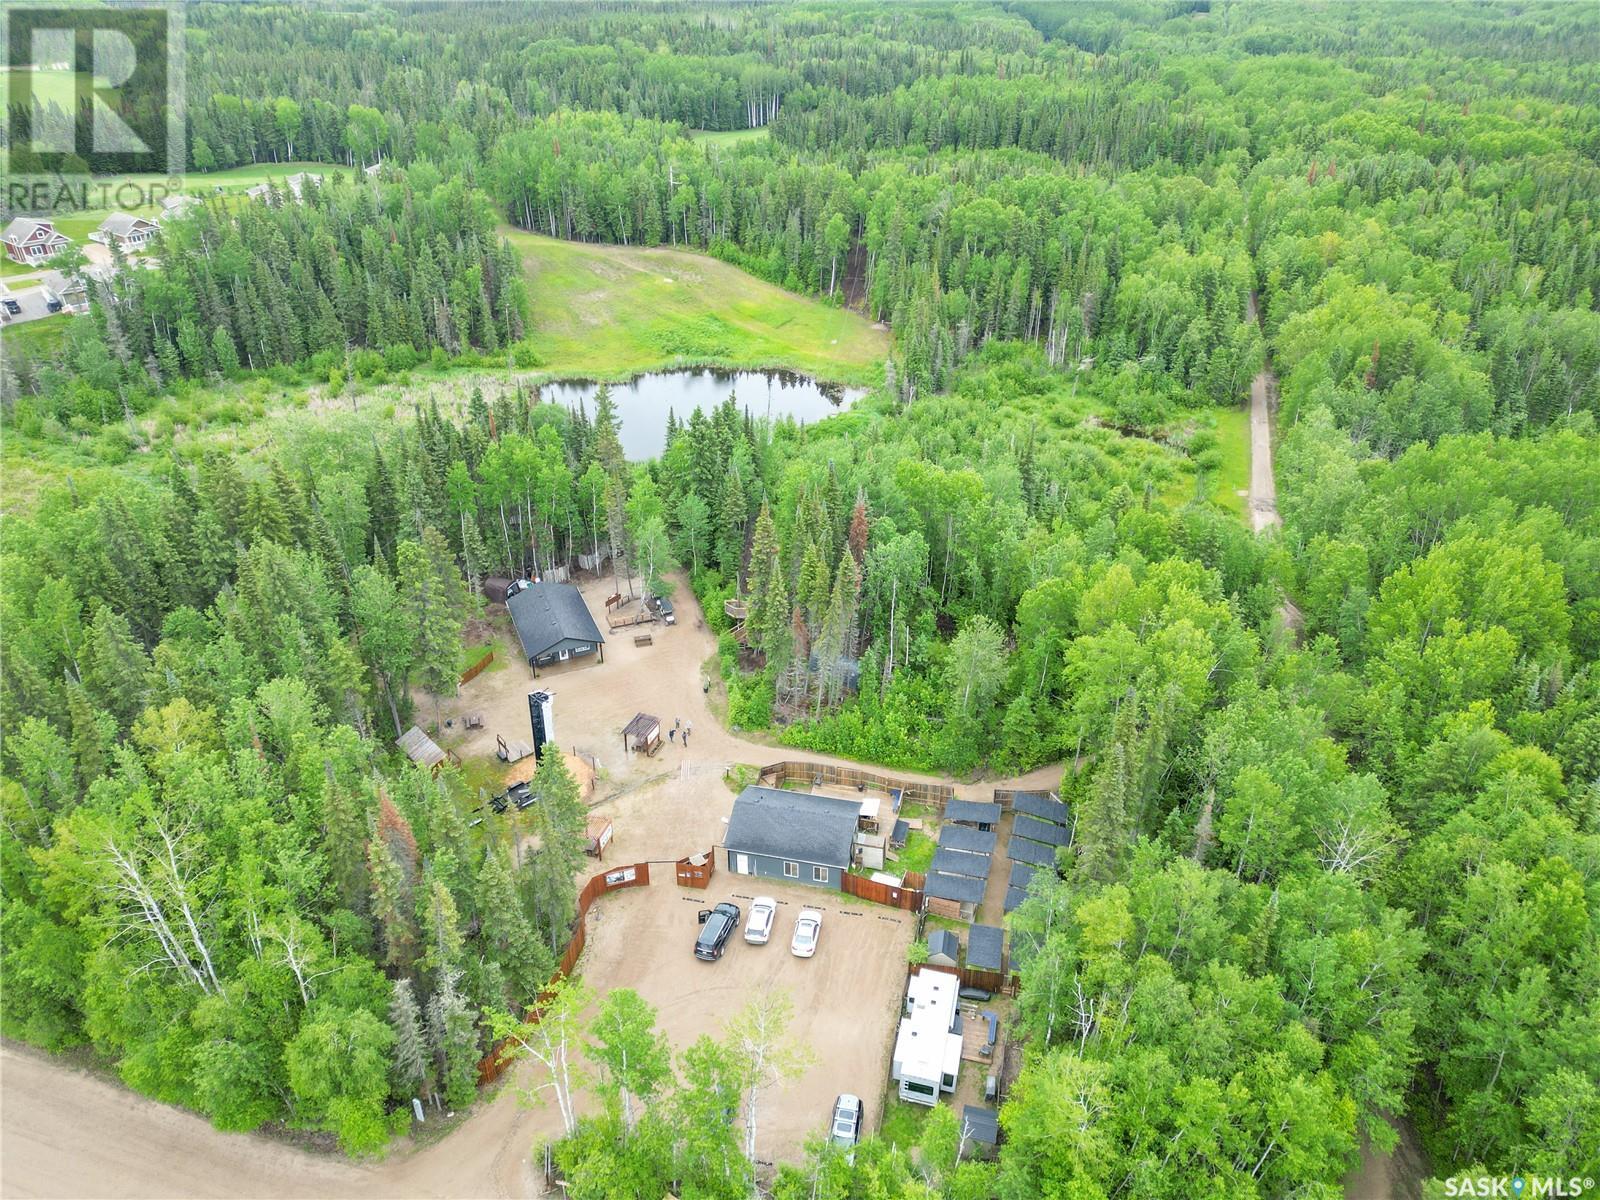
[510,231,888,386]
[0,314,70,361]
[1210,404,1250,517]
[689,127,771,146]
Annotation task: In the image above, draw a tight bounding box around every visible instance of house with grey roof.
[507,581,605,672]
[91,212,158,250]
[722,785,861,889]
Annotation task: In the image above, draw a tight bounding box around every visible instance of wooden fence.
[477,859,652,1085]
[459,649,496,686]
[842,870,923,911]
[911,959,1020,996]
[675,851,715,889]
[757,760,955,809]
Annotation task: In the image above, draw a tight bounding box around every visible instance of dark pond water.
[540,369,866,460]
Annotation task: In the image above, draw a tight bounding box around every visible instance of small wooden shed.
[622,712,663,756]
[397,726,457,773]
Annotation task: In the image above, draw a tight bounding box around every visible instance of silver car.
[831,1093,863,1153]
[745,896,777,944]
[791,908,822,958]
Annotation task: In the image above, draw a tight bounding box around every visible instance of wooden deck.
[961,1005,998,1064]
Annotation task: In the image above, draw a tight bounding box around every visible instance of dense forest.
[3,1,1598,1196]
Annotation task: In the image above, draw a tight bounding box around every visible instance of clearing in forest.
[509,231,889,386]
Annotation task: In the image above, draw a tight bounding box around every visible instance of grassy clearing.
[689,127,771,146]
[894,830,938,876]
[877,1095,932,1149]
[509,231,888,387]
[1,313,70,361]
[1210,404,1250,518]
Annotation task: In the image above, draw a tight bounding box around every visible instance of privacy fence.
[756,760,955,809]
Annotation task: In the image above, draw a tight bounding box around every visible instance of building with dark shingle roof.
[961,1105,1000,1155]
[723,785,861,889]
[937,824,997,855]
[1010,790,1069,826]
[927,928,960,967]
[967,924,1004,973]
[944,799,1001,830]
[930,846,991,880]
[924,870,986,914]
[1008,861,1039,891]
[1006,835,1058,868]
[1013,814,1069,847]
[507,582,605,671]
[1004,885,1029,914]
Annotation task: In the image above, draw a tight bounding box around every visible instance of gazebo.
[622,713,663,756]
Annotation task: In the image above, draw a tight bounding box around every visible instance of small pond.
[540,369,866,460]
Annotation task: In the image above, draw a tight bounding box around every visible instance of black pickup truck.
[694,901,741,961]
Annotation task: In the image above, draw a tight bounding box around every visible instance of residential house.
[40,270,88,315]
[722,785,861,889]
[891,968,964,1106]
[3,218,70,265]
[159,195,197,223]
[507,581,605,671]
[91,212,159,251]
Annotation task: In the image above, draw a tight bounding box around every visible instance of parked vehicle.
[657,596,675,625]
[745,896,777,944]
[791,908,822,958]
[830,1093,863,1151]
[1,299,20,315]
[695,901,742,961]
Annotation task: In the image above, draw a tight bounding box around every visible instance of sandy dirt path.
[1,572,1071,1200]
[1245,292,1281,534]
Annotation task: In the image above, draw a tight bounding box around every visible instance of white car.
[791,908,823,958]
[745,896,778,944]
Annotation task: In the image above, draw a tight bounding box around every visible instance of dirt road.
[1245,292,1281,534]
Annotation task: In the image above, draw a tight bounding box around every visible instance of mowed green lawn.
[510,231,888,385]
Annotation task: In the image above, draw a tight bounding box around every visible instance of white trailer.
[890,968,964,1105]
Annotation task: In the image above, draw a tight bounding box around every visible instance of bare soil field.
[579,878,914,1165]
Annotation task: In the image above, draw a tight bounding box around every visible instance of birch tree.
[486,975,592,1137]
[724,988,815,1171]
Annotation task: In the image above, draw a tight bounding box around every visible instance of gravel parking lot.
[580,877,914,1165]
